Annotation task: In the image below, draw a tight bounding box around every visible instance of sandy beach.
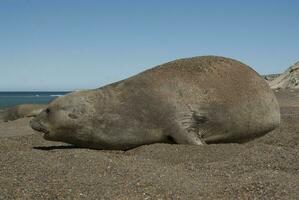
[0,90,298,199]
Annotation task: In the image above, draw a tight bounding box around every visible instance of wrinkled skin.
[30,56,280,150]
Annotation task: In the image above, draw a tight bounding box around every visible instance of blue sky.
[0,0,298,91]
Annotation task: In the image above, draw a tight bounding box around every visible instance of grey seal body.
[31,56,280,150]
[3,104,46,122]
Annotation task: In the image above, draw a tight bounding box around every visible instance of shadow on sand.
[33,145,79,151]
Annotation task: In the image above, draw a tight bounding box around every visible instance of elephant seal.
[30,56,280,150]
[4,104,46,122]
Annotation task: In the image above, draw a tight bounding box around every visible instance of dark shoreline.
[0,91,69,109]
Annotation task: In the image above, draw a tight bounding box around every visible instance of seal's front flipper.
[171,111,208,145]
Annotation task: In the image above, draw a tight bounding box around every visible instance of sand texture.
[0,90,298,199]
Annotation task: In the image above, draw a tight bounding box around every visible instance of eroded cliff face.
[263,74,280,82]
[268,61,299,89]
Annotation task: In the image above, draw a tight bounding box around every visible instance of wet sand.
[0,90,298,199]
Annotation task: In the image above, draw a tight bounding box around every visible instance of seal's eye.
[46,108,51,114]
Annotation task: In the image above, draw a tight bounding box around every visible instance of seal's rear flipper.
[170,127,206,145]
[171,111,208,145]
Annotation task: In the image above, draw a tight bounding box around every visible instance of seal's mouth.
[30,120,50,134]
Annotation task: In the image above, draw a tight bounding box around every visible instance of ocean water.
[0,92,70,109]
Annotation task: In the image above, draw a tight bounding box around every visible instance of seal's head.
[30,90,96,145]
